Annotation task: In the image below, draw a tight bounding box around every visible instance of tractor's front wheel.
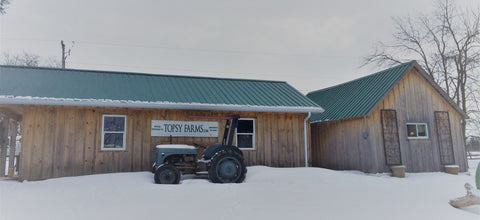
[154,164,180,184]
[151,162,156,173]
[208,150,247,183]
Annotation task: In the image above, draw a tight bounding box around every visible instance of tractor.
[152,115,247,184]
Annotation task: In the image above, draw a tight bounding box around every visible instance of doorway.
[0,113,22,179]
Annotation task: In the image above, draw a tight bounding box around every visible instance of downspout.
[304,112,311,167]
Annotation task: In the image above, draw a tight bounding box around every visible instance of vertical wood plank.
[8,119,17,173]
[30,107,46,180]
[19,107,33,180]
[53,106,65,178]
[0,117,9,176]
[40,107,56,179]
[292,115,301,167]
[83,108,97,175]
[263,113,272,166]
[142,110,152,170]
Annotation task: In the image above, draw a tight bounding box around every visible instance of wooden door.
[434,111,455,165]
[381,110,402,165]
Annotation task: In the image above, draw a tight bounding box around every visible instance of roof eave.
[0,97,324,114]
[310,114,366,124]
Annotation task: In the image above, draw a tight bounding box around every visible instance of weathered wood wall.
[16,105,310,181]
[312,69,467,173]
[311,117,376,172]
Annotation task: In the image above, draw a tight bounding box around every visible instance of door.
[434,111,455,165]
[381,110,402,165]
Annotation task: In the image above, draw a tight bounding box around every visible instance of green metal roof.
[307,60,466,122]
[307,61,415,122]
[0,65,323,113]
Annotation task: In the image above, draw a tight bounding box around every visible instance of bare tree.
[0,0,11,15]
[2,52,40,66]
[1,52,61,68]
[44,56,62,68]
[364,0,480,136]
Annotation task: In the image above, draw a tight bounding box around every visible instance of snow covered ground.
[1,160,479,220]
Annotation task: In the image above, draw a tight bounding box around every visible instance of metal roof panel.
[0,65,323,113]
[307,61,414,121]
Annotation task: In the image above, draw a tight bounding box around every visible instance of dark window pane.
[104,133,124,149]
[104,116,125,132]
[238,120,253,133]
[237,134,253,148]
[407,125,417,137]
[417,125,427,137]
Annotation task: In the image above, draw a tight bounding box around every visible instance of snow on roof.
[0,95,324,113]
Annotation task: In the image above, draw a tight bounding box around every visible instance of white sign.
[151,120,219,137]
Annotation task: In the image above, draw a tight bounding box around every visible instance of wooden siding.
[311,117,374,172]
[312,68,467,173]
[14,105,310,181]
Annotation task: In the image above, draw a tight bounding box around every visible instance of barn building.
[307,61,468,174]
[0,65,323,181]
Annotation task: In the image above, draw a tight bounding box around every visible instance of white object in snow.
[449,183,480,208]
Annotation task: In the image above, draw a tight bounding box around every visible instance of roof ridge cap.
[0,65,287,84]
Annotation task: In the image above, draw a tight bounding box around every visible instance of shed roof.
[307,61,466,122]
[0,65,323,113]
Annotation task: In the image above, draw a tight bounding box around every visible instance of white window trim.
[101,114,127,151]
[236,118,256,150]
[406,123,429,139]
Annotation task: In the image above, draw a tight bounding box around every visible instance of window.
[406,123,428,139]
[236,118,255,149]
[101,115,127,150]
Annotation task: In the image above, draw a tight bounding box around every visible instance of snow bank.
[0,161,479,220]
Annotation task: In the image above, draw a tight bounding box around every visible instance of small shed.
[307,61,468,173]
[0,65,323,181]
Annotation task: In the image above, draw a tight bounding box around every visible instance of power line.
[0,36,366,80]
[0,36,363,59]
[1,36,366,92]
[71,60,351,80]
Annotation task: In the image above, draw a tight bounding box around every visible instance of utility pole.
[61,40,74,69]
[61,40,66,68]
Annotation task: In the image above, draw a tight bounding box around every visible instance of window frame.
[236,118,256,150]
[101,114,127,151]
[406,123,429,139]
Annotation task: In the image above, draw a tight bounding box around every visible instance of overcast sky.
[0,0,477,93]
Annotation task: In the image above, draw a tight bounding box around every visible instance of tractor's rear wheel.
[154,164,180,184]
[208,150,247,183]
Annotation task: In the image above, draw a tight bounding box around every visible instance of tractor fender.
[202,144,243,160]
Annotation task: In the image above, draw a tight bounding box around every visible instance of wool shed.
[307,61,468,174]
[0,65,323,181]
